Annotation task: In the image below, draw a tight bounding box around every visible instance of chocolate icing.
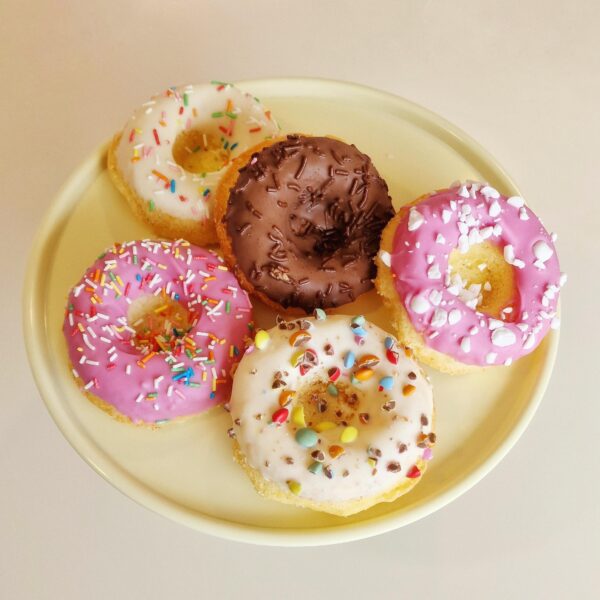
[223,135,394,312]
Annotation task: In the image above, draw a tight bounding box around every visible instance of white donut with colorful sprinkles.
[108,81,279,245]
[228,313,434,516]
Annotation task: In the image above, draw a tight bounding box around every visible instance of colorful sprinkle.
[291,405,306,427]
[340,426,358,444]
[254,330,270,350]
[271,407,289,424]
[378,376,394,391]
[295,428,318,448]
[287,480,302,495]
[326,382,338,396]
[343,351,355,369]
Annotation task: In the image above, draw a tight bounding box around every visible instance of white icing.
[229,316,434,504]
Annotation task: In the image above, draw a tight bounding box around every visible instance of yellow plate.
[23,78,558,546]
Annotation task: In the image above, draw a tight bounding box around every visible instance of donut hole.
[127,295,194,353]
[447,242,517,319]
[297,379,363,428]
[172,129,230,174]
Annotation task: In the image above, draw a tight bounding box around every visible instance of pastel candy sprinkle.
[287,480,302,495]
[354,367,374,381]
[315,421,336,433]
[254,330,270,350]
[291,405,306,427]
[278,389,295,407]
[344,351,356,368]
[314,308,327,320]
[351,315,365,326]
[308,461,323,475]
[378,376,394,391]
[384,336,394,349]
[326,383,339,396]
[328,445,345,459]
[406,465,421,478]
[271,408,289,424]
[340,426,358,444]
[328,366,341,382]
[295,427,318,448]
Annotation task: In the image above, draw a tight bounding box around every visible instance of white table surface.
[2,1,598,598]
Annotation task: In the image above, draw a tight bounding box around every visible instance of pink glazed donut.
[376,182,566,373]
[63,239,253,425]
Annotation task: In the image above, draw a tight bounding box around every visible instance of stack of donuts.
[63,81,565,516]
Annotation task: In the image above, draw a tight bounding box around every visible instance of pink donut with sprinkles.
[376,182,565,372]
[63,239,253,425]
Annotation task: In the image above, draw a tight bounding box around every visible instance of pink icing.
[389,183,563,366]
[63,240,252,423]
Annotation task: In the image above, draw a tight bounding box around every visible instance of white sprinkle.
[135,393,144,403]
[504,357,513,366]
[468,228,482,246]
[483,281,492,291]
[125,365,131,375]
[460,337,471,353]
[559,272,568,287]
[435,233,446,245]
[519,207,529,220]
[551,232,558,242]
[533,240,554,264]
[427,263,442,279]
[479,226,493,240]
[408,208,425,231]
[429,289,443,306]
[431,308,448,328]
[84,380,95,390]
[489,201,501,218]
[442,209,452,224]
[489,319,504,330]
[469,326,479,335]
[513,259,525,269]
[550,317,561,330]
[492,327,516,347]
[481,185,500,199]
[379,250,391,267]
[458,234,470,253]
[410,295,430,314]
[486,352,498,364]
[458,185,470,198]
[458,222,469,235]
[507,196,524,208]
[450,200,457,210]
[426,254,435,265]
[502,307,513,314]
[504,245,516,264]
[493,224,503,236]
[448,309,462,325]
[523,334,536,350]
[478,263,488,271]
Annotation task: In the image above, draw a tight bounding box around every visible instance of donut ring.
[108,82,279,246]
[376,183,564,374]
[63,239,253,426]
[214,135,394,314]
[229,314,435,516]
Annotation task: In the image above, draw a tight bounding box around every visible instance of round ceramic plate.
[23,78,558,546]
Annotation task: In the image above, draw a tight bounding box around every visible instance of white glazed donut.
[108,81,280,245]
[229,314,435,516]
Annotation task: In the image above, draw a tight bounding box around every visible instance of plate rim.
[22,77,560,546]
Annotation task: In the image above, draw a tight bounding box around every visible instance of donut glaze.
[63,240,253,424]
[386,183,564,367]
[229,315,434,513]
[222,135,394,312]
[113,82,279,222]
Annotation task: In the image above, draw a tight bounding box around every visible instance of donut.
[107,82,279,246]
[63,239,253,426]
[214,135,394,313]
[375,182,565,374]
[228,314,435,516]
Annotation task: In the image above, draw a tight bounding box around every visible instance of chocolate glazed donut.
[221,135,394,312]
